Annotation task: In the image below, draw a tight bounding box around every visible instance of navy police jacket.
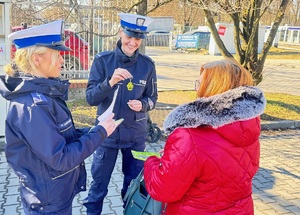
[86,40,158,148]
[0,74,108,213]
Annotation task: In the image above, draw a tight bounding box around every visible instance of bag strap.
[139,194,152,215]
[138,168,155,215]
[123,168,144,201]
[137,168,144,180]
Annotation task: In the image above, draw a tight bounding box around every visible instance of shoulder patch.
[140,54,155,64]
[30,92,48,104]
[96,51,112,59]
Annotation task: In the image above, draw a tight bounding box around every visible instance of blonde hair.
[197,59,253,98]
[4,46,58,77]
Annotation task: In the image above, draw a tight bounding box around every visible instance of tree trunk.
[137,0,147,55]
[203,9,233,58]
[203,0,291,85]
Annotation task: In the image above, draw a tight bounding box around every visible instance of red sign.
[218,26,226,36]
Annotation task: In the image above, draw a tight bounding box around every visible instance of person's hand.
[127,100,142,112]
[158,149,164,156]
[109,68,132,87]
[97,113,116,136]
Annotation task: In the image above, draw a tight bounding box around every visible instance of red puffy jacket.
[144,86,266,215]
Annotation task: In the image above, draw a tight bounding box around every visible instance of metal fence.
[10,0,174,79]
[278,26,300,44]
[10,0,138,78]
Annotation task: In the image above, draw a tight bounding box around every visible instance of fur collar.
[163,86,266,135]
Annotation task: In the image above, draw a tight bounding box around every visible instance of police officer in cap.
[83,13,158,214]
[0,20,116,214]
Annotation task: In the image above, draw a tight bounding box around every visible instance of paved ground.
[146,47,300,96]
[1,129,300,215]
[0,47,300,214]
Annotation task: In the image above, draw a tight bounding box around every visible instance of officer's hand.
[98,113,116,136]
[109,68,133,87]
[127,100,142,112]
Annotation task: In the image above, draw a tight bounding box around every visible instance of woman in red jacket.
[144,59,266,215]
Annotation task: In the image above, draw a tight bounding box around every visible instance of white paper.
[97,87,119,122]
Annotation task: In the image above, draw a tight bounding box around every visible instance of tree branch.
[203,9,233,58]
[259,0,290,63]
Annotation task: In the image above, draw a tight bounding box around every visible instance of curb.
[0,137,5,152]
[261,120,300,130]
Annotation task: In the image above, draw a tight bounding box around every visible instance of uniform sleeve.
[17,103,107,171]
[86,57,115,106]
[144,128,199,202]
[140,63,158,112]
[75,127,90,136]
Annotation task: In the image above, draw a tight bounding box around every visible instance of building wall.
[209,23,267,55]
[68,81,88,101]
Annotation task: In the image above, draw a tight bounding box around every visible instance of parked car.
[11,25,89,78]
[146,31,171,47]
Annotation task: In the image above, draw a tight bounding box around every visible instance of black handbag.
[123,168,162,215]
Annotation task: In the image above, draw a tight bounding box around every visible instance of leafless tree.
[195,0,291,84]
[148,0,205,32]
[10,0,293,84]
[148,0,292,85]
[289,0,300,25]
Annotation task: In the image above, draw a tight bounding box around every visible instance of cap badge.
[136,18,145,27]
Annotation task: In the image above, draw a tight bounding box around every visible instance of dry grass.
[262,93,300,121]
[266,46,300,59]
[68,91,300,128]
[68,100,96,127]
[156,91,300,122]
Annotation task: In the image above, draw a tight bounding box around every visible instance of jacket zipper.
[51,164,79,180]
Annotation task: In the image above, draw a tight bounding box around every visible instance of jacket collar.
[163,86,266,135]
[0,74,70,101]
[115,40,139,66]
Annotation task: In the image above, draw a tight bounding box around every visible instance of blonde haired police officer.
[84,13,158,214]
[0,20,116,215]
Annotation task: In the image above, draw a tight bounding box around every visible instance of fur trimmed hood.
[163,86,266,135]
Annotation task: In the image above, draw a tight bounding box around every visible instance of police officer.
[0,20,116,215]
[83,13,158,214]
